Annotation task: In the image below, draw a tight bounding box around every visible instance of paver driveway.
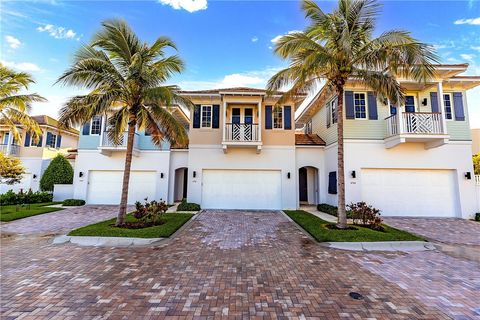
[1,210,479,319]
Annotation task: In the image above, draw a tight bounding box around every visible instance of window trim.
[272,106,284,130]
[331,98,337,124]
[46,133,57,149]
[200,105,213,129]
[90,116,102,135]
[443,93,453,121]
[404,95,416,113]
[353,92,368,120]
[305,120,312,134]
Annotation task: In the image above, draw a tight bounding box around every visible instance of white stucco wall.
[0,158,49,193]
[167,150,189,204]
[295,146,325,205]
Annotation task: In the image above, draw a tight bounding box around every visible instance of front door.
[299,167,308,202]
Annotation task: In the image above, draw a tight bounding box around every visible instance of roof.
[295,133,326,146]
[31,115,79,135]
[178,87,286,96]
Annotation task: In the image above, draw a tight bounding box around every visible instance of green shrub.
[177,199,201,211]
[62,199,85,206]
[316,203,353,218]
[40,155,74,191]
[0,189,53,205]
[475,213,480,221]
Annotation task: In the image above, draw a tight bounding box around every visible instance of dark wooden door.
[299,167,308,202]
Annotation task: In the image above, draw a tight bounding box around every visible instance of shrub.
[475,213,480,222]
[40,155,74,192]
[177,199,201,211]
[62,199,85,206]
[317,203,353,218]
[347,201,383,231]
[133,199,169,226]
[0,189,53,205]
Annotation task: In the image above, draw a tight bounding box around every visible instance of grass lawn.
[284,210,423,242]
[0,202,63,222]
[68,213,194,238]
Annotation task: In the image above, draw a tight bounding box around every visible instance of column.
[6,130,13,155]
[257,100,262,142]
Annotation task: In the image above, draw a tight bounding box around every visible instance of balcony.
[98,131,139,156]
[0,144,20,156]
[222,123,262,153]
[385,112,449,149]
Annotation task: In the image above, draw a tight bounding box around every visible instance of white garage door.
[202,170,282,210]
[87,171,156,205]
[361,169,459,217]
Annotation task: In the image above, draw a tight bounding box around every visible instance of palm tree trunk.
[116,116,136,226]
[336,85,347,229]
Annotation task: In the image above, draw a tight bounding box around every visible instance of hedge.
[0,189,53,205]
[40,155,73,191]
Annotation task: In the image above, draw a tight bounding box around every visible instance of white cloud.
[471,46,480,52]
[460,53,475,61]
[158,0,207,12]
[0,60,41,72]
[5,35,21,49]
[251,36,258,43]
[36,24,77,39]
[454,17,480,25]
[271,30,302,44]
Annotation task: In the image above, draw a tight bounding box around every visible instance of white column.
[6,130,13,155]
[437,81,448,134]
[258,100,262,142]
[397,102,404,134]
[99,114,106,146]
[222,99,227,141]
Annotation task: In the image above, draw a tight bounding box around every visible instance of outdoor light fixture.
[79,172,84,178]
[193,171,197,178]
[33,174,37,179]
[351,170,356,178]
[464,172,472,180]
[160,173,164,179]
[287,172,291,179]
[422,98,428,106]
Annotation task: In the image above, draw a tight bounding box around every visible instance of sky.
[1,0,480,127]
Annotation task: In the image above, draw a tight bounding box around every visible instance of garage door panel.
[361,169,458,217]
[202,170,282,210]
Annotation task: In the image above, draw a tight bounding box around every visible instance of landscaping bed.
[284,210,422,242]
[68,213,194,238]
[0,202,63,222]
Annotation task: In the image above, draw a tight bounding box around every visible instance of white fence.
[53,184,74,201]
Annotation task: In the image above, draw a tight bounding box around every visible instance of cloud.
[251,36,258,43]
[158,0,207,12]
[36,24,78,39]
[472,46,480,52]
[454,17,480,25]
[0,60,41,72]
[460,53,475,61]
[5,35,21,49]
[271,30,302,44]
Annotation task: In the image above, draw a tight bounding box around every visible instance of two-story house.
[297,63,479,218]
[0,115,79,192]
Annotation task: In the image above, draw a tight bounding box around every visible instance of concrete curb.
[320,241,436,252]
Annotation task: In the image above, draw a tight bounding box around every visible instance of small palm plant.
[267,0,438,228]
[0,64,45,142]
[58,19,191,226]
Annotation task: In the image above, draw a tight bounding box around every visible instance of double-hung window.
[405,96,415,113]
[201,105,212,128]
[443,93,452,120]
[354,93,367,119]
[305,120,312,134]
[91,116,102,135]
[273,106,283,129]
[46,133,57,148]
[331,98,337,124]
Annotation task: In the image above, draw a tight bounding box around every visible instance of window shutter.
[345,91,355,119]
[82,122,90,135]
[56,135,62,148]
[37,135,42,147]
[212,105,220,129]
[367,92,378,120]
[326,103,331,128]
[453,92,465,121]
[333,98,338,124]
[46,132,53,147]
[430,92,439,113]
[265,106,272,129]
[24,132,31,147]
[193,105,201,128]
[284,106,292,130]
[328,171,337,194]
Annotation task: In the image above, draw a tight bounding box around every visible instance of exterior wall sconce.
[160,173,164,179]
[79,172,84,178]
[351,170,356,178]
[193,171,197,178]
[287,172,291,179]
[464,172,471,180]
[33,174,37,179]
[421,98,428,106]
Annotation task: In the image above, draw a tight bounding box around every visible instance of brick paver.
[1,210,476,319]
[383,217,480,246]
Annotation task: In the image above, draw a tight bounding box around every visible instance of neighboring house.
[0,115,79,192]
[297,63,479,219]
[70,64,479,219]
[472,128,480,155]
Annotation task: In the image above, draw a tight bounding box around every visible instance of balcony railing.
[100,131,139,149]
[0,143,20,156]
[224,123,260,142]
[475,175,480,186]
[386,112,445,137]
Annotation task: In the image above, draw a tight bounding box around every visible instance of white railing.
[386,112,445,137]
[0,144,20,156]
[475,175,480,186]
[100,131,139,149]
[224,123,260,142]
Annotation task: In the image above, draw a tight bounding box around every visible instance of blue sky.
[1,0,480,127]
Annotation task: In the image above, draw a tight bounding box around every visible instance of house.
[0,115,80,193]
[70,64,480,219]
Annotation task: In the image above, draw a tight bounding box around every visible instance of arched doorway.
[174,167,188,202]
[298,166,319,205]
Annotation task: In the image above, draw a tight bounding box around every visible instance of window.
[390,104,397,115]
[305,120,312,134]
[273,106,283,129]
[331,98,337,124]
[90,116,102,135]
[443,93,452,120]
[232,108,241,124]
[201,105,212,128]
[405,96,415,113]
[354,93,367,119]
[46,133,57,148]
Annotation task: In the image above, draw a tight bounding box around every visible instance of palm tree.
[267,0,438,228]
[0,64,45,143]
[57,19,191,226]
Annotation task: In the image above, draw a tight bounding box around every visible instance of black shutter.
[212,105,220,129]
[453,92,465,121]
[367,91,378,120]
[328,171,337,194]
[265,106,272,129]
[56,135,62,148]
[37,135,42,147]
[193,105,201,128]
[82,122,90,135]
[430,92,439,113]
[345,91,355,119]
[24,132,31,147]
[284,106,292,130]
